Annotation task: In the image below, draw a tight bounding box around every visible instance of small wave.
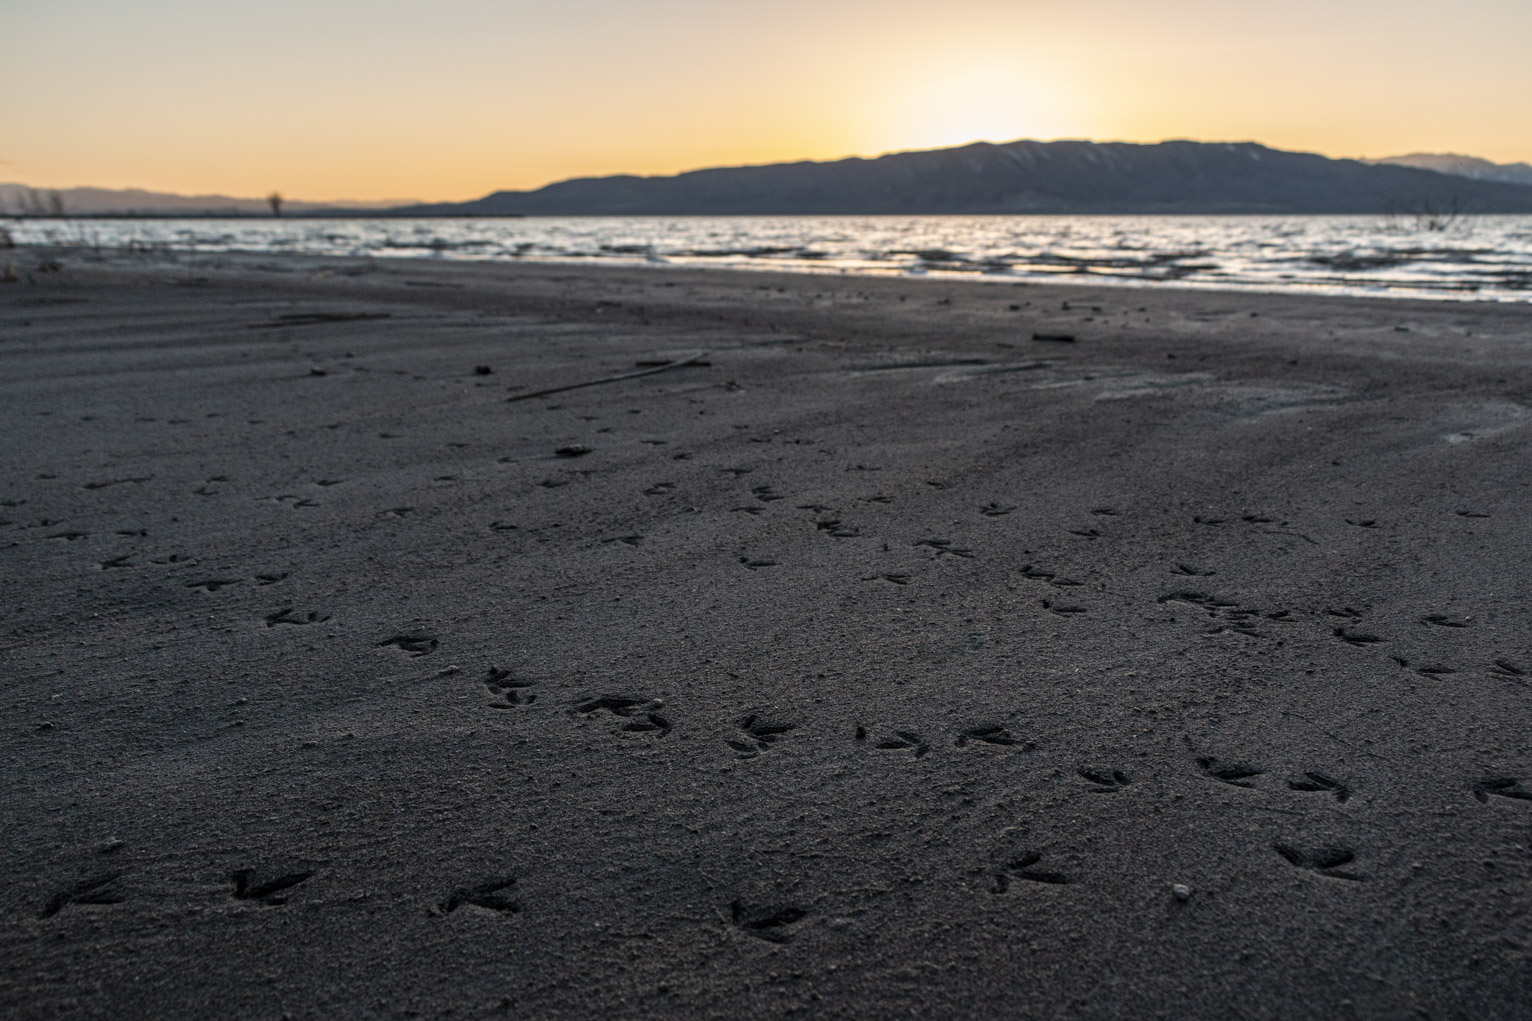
[13,214,1531,302]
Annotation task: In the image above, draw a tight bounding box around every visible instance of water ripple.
[13,214,1532,302]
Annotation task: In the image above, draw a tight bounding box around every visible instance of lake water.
[12,214,1532,302]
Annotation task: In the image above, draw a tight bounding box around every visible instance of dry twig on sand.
[505,351,711,403]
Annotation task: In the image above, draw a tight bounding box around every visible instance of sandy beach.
[2,251,1530,1018]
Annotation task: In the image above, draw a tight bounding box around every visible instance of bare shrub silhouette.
[1386,194,1467,232]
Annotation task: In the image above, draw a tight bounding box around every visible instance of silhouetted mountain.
[377,140,1532,217]
[1366,153,1532,189]
[0,183,415,216]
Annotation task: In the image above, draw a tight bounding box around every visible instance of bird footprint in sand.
[856,726,930,757]
[573,696,672,736]
[956,725,1027,749]
[730,900,806,942]
[438,877,519,915]
[484,666,537,706]
[1198,757,1263,788]
[1474,777,1532,803]
[1079,768,1131,792]
[1274,844,1363,881]
[993,852,1071,892]
[728,715,795,758]
[39,873,125,918]
[1289,772,1351,802]
[230,869,313,906]
[379,631,439,655]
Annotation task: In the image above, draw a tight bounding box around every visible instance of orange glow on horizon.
[3,1,1529,203]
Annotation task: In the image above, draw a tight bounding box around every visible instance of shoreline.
[3,253,1531,1018]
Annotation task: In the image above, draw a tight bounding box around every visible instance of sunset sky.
[4,0,1530,202]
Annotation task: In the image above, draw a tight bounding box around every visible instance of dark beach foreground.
[2,251,1530,1019]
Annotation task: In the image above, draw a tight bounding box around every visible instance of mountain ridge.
[0,183,414,216]
[374,139,1532,216]
[10,141,1532,217]
[1366,153,1532,188]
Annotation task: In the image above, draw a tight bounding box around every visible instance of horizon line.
[4,137,1522,208]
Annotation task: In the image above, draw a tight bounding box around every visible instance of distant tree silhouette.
[1385,194,1466,232]
[14,187,45,216]
[267,191,283,217]
[11,188,66,217]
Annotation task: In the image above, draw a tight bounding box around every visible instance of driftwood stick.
[504,351,711,403]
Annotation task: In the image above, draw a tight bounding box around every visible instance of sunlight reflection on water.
[14,214,1532,302]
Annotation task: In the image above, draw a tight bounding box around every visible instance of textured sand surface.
[2,252,1531,1018]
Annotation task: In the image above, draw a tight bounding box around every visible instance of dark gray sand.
[3,253,1531,1018]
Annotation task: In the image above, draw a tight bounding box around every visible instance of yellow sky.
[4,0,1529,202]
